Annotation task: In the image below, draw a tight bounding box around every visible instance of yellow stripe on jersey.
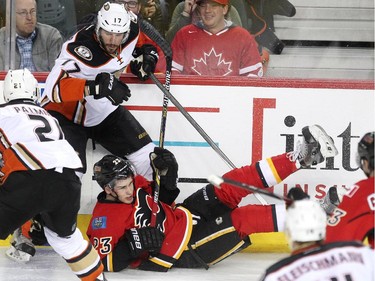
[208,240,246,266]
[149,206,193,267]
[258,158,282,187]
[191,226,236,248]
[266,158,282,183]
[149,256,174,268]
[172,206,193,259]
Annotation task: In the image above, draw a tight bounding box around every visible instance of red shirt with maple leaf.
[171,23,263,77]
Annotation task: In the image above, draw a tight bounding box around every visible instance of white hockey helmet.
[285,200,326,243]
[3,69,39,102]
[96,2,131,43]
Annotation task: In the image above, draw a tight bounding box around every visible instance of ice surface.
[0,247,287,281]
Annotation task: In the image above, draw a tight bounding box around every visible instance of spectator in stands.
[139,0,166,36]
[171,0,263,77]
[0,0,62,71]
[231,0,295,55]
[36,0,77,40]
[259,200,374,280]
[165,0,242,43]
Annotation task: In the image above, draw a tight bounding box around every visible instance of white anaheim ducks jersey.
[40,16,140,127]
[260,241,375,281]
[0,100,82,183]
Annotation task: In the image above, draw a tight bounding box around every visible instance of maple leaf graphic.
[192,48,232,76]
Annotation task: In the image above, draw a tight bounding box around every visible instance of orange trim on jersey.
[43,99,86,125]
[58,76,87,102]
[1,144,45,183]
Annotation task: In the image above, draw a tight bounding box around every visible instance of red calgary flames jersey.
[326,177,375,248]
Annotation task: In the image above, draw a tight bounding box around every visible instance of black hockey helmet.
[357,132,374,170]
[93,155,135,189]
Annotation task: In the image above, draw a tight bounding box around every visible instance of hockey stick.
[149,73,269,205]
[207,175,292,203]
[139,19,172,226]
[149,72,237,169]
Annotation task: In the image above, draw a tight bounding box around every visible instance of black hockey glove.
[85,72,131,105]
[142,44,158,74]
[150,147,178,191]
[129,44,158,81]
[125,227,164,258]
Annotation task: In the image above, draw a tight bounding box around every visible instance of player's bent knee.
[181,184,232,221]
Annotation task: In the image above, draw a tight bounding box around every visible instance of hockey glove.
[150,147,178,191]
[85,72,131,105]
[141,44,158,74]
[129,44,158,81]
[319,186,340,215]
[125,227,164,258]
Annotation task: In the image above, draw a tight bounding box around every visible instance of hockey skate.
[5,228,36,263]
[288,125,338,167]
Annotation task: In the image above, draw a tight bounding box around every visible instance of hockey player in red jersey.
[0,69,107,281]
[87,124,338,272]
[259,200,374,281]
[171,0,263,77]
[325,132,375,248]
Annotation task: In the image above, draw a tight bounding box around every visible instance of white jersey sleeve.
[0,101,82,181]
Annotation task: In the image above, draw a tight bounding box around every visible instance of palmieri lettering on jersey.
[13,105,49,116]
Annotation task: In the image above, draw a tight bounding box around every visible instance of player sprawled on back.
[87,124,338,272]
[259,200,374,281]
[0,69,107,281]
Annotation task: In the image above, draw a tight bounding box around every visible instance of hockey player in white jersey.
[9,1,163,266]
[40,1,159,180]
[259,200,374,281]
[0,69,107,281]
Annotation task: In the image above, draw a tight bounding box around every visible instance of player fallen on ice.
[87,125,338,272]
